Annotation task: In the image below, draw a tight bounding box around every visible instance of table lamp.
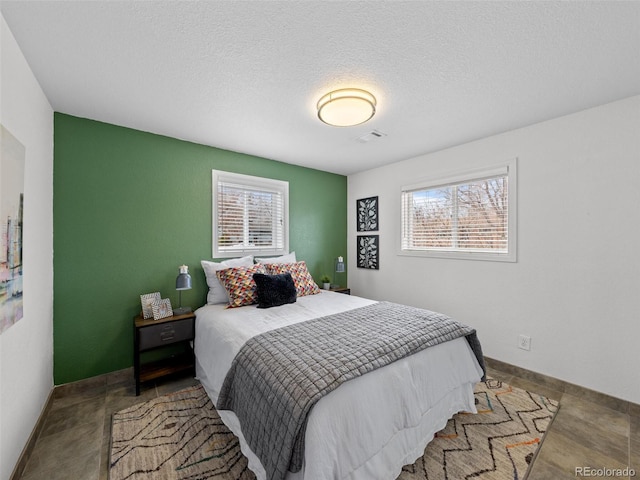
[174,265,192,315]
[334,256,345,287]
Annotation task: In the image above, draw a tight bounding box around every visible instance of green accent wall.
[53,113,347,384]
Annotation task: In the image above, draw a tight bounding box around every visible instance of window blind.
[401,170,510,255]
[213,171,288,257]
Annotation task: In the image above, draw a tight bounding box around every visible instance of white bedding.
[194,291,484,480]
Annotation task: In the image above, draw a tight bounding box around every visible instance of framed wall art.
[0,125,25,335]
[356,196,378,232]
[357,235,379,269]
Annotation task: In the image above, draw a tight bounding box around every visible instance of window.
[212,170,289,258]
[400,159,516,262]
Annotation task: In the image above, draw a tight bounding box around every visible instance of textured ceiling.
[1,1,639,175]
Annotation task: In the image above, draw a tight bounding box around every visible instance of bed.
[194,289,485,480]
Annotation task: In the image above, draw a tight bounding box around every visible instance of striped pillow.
[216,264,266,308]
[265,261,321,297]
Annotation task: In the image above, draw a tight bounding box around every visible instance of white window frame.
[399,158,517,262]
[212,170,289,258]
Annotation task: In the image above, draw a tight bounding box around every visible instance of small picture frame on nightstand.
[152,298,173,320]
[140,292,161,319]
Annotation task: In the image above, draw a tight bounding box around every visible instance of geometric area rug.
[398,378,560,480]
[110,385,256,480]
[110,379,559,480]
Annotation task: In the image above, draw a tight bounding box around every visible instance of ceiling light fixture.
[317,88,376,127]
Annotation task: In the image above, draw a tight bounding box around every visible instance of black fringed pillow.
[253,272,297,309]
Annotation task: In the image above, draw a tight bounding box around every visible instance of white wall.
[348,96,640,404]
[0,13,54,480]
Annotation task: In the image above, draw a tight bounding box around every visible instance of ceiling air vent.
[355,130,387,144]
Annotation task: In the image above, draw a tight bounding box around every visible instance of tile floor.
[13,364,639,480]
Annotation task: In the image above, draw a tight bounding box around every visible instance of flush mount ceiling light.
[317,88,376,127]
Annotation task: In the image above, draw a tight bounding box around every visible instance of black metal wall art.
[357,235,379,269]
[356,196,378,232]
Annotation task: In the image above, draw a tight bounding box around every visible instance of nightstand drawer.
[138,318,194,350]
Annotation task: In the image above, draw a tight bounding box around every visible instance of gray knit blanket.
[216,301,485,480]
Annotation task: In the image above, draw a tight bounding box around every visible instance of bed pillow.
[216,264,266,308]
[201,255,254,304]
[254,251,296,265]
[265,261,321,297]
[253,273,297,309]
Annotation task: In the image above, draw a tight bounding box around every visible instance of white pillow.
[201,255,254,304]
[254,251,296,265]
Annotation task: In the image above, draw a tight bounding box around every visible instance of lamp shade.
[317,88,376,127]
[335,256,345,273]
[176,265,192,290]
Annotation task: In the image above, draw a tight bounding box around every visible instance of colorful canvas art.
[0,125,25,334]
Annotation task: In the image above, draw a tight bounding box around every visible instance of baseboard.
[9,388,55,480]
[485,356,639,416]
[53,366,133,396]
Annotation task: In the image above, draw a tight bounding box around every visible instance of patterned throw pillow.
[265,261,321,297]
[216,264,266,308]
[201,255,254,304]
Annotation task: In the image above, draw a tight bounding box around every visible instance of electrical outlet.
[518,335,531,351]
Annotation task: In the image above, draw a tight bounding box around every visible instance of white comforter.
[194,291,483,480]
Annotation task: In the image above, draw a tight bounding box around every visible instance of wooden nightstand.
[133,311,196,395]
[330,286,351,295]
